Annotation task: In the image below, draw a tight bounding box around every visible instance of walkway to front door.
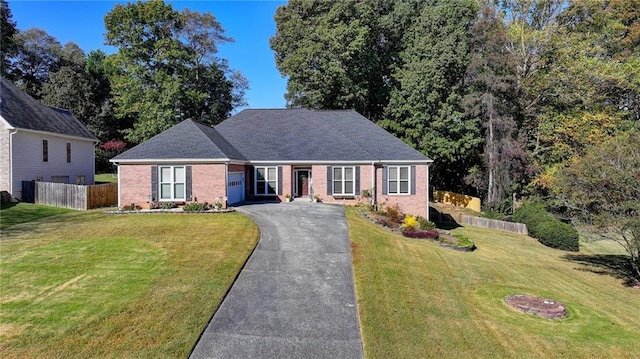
[189,202,363,359]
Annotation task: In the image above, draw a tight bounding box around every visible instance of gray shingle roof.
[112,119,246,161]
[0,77,97,141]
[215,109,430,162]
[113,108,431,163]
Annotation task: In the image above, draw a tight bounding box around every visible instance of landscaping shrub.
[513,201,579,251]
[416,216,436,230]
[402,229,439,239]
[377,216,401,229]
[380,204,404,223]
[534,220,580,252]
[183,202,208,211]
[401,215,419,231]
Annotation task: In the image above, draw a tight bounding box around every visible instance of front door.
[295,170,310,197]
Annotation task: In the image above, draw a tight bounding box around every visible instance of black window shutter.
[277,166,283,195]
[151,166,158,201]
[382,166,388,195]
[186,166,192,201]
[249,166,255,196]
[410,166,416,195]
[326,166,332,195]
[355,166,360,195]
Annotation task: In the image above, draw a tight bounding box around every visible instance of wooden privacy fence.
[24,181,117,210]
[460,215,528,235]
[431,209,528,235]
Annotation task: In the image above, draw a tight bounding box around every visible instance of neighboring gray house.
[0,77,98,201]
[112,109,434,218]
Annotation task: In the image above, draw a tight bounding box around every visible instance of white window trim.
[159,165,186,201]
[333,166,355,196]
[254,166,278,196]
[388,166,411,195]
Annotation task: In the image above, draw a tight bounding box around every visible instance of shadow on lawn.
[429,206,462,230]
[563,253,638,287]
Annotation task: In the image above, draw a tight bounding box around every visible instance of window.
[42,139,48,162]
[255,166,277,195]
[76,175,85,185]
[51,175,69,183]
[333,166,355,195]
[66,143,71,163]
[388,166,410,194]
[159,166,185,200]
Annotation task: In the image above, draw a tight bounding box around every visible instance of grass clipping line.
[0,210,259,358]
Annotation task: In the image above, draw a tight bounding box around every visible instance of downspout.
[116,163,121,209]
[224,162,229,208]
[426,164,430,221]
[371,162,376,208]
[8,128,17,200]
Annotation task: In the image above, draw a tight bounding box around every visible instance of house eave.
[110,158,247,164]
[7,127,97,142]
[248,159,433,165]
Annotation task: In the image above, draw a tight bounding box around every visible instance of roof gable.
[0,77,97,141]
[112,119,246,161]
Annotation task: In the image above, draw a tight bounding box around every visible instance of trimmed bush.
[513,201,579,252]
[183,202,208,212]
[534,220,580,252]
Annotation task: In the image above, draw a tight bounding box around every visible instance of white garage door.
[227,172,245,204]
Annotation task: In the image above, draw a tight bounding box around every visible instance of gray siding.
[10,129,95,200]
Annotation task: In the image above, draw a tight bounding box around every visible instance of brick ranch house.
[111,109,433,218]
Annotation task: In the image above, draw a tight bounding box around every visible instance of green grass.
[95,173,118,183]
[346,207,640,359]
[0,202,75,229]
[0,211,259,358]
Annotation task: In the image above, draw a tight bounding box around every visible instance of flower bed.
[359,206,476,251]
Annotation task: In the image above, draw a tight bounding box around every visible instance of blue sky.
[9,0,288,109]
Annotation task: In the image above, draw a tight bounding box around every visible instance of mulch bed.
[359,210,476,251]
[505,294,567,319]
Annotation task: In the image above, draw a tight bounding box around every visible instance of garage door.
[227,172,245,204]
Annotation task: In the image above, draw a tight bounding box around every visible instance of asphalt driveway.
[189,202,363,359]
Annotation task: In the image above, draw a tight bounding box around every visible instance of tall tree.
[9,27,62,98]
[381,0,480,191]
[463,3,529,209]
[531,0,640,191]
[104,0,245,144]
[270,0,421,122]
[0,0,18,79]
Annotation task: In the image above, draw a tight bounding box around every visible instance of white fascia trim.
[110,158,240,164]
[378,159,434,164]
[248,159,433,165]
[11,127,96,143]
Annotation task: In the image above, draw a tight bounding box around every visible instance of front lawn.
[0,211,259,358]
[346,207,640,358]
[0,202,75,229]
[95,173,118,183]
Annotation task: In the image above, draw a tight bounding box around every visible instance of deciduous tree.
[555,131,640,281]
[104,0,246,144]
